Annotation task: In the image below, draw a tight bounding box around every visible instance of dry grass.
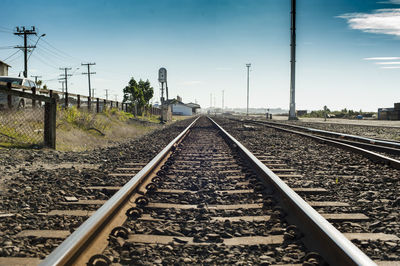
[56,107,159,151]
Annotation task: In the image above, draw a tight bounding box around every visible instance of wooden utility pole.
[81,63,96,98]
[14,26,37,78]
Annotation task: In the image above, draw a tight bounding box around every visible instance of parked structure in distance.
[159,95,200,116]
[378,103,400,120]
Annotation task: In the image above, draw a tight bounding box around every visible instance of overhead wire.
[3,50,21,62]
[30,53,59,70]
[41,38,80,61]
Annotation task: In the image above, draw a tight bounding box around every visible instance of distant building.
[378,103,400,120]
[165,96,201,116]
[297,110,307,116]
[185,102,201,114]
[0,60,11,76]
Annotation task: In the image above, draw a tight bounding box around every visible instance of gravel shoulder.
[0,118,195,258]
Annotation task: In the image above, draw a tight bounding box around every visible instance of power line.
[0,26,13,32]
[82,63,96,98]
[30,53,59,69]
[41,38,79,61]
[2,50,20,61]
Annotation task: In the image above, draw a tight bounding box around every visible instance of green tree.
[123,77,154,116]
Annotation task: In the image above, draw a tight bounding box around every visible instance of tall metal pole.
[289,0,297,120]
[222,90,224,111]
[246,63,251,116]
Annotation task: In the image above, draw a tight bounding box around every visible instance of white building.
[167,96,201,116]
[171,102,193,116]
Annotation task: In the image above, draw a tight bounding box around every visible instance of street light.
[246,63,251,116]
[27,33,46,62]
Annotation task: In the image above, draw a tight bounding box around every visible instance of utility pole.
[92,88,95,98]
[81,63,96,98]
[14,26,37,78]
[105,89,109,100]
[59,68,72,94]
[31,75,41,85]
[210,93,212,108]
[246,63,251,116]
[289,0,297,120]
[59,81,65,93]
[222,90,224,111]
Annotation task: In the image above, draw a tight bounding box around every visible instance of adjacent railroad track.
[229,118,400,169]
[34,116,387,265]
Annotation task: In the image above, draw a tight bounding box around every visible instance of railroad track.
[30,116,389,265]
[229,118,400,169]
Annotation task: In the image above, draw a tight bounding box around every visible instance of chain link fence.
[0,103,45,148]
[0,83,56,148]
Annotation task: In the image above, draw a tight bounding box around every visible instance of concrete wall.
[172,103,192,116]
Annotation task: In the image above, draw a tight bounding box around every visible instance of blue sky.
[1,0,400,111]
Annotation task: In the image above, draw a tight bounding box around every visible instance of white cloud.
[381,66,400,68]
[338,8,400,36]
[364,57,400,60]
[378,0,400,4]
[375,61,400,64]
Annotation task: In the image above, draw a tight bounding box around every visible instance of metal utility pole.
[105,89,109,100]
[81,63,96,98]
[92,88,95,98]
[289,0,297,120]
[14,26,37,78]
[59,68,72,94]
[222,90,224,111]
[246,63,251,116]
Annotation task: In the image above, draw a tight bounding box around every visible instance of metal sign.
[158,67,167,83]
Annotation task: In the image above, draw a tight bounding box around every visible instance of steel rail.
[238,119,400,170]
[209,117,376,266]
[40,117,199,266]
[254,119,400,149]
[246,119,400,155]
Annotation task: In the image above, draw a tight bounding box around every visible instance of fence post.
[96,98,99,113]
[32,87,36,108]
[116,101,119,109]
[7,95,12,109]
[77,95,81,109]
[110,101,113,108]
[44,97,57,149]
[104,99,106,111]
